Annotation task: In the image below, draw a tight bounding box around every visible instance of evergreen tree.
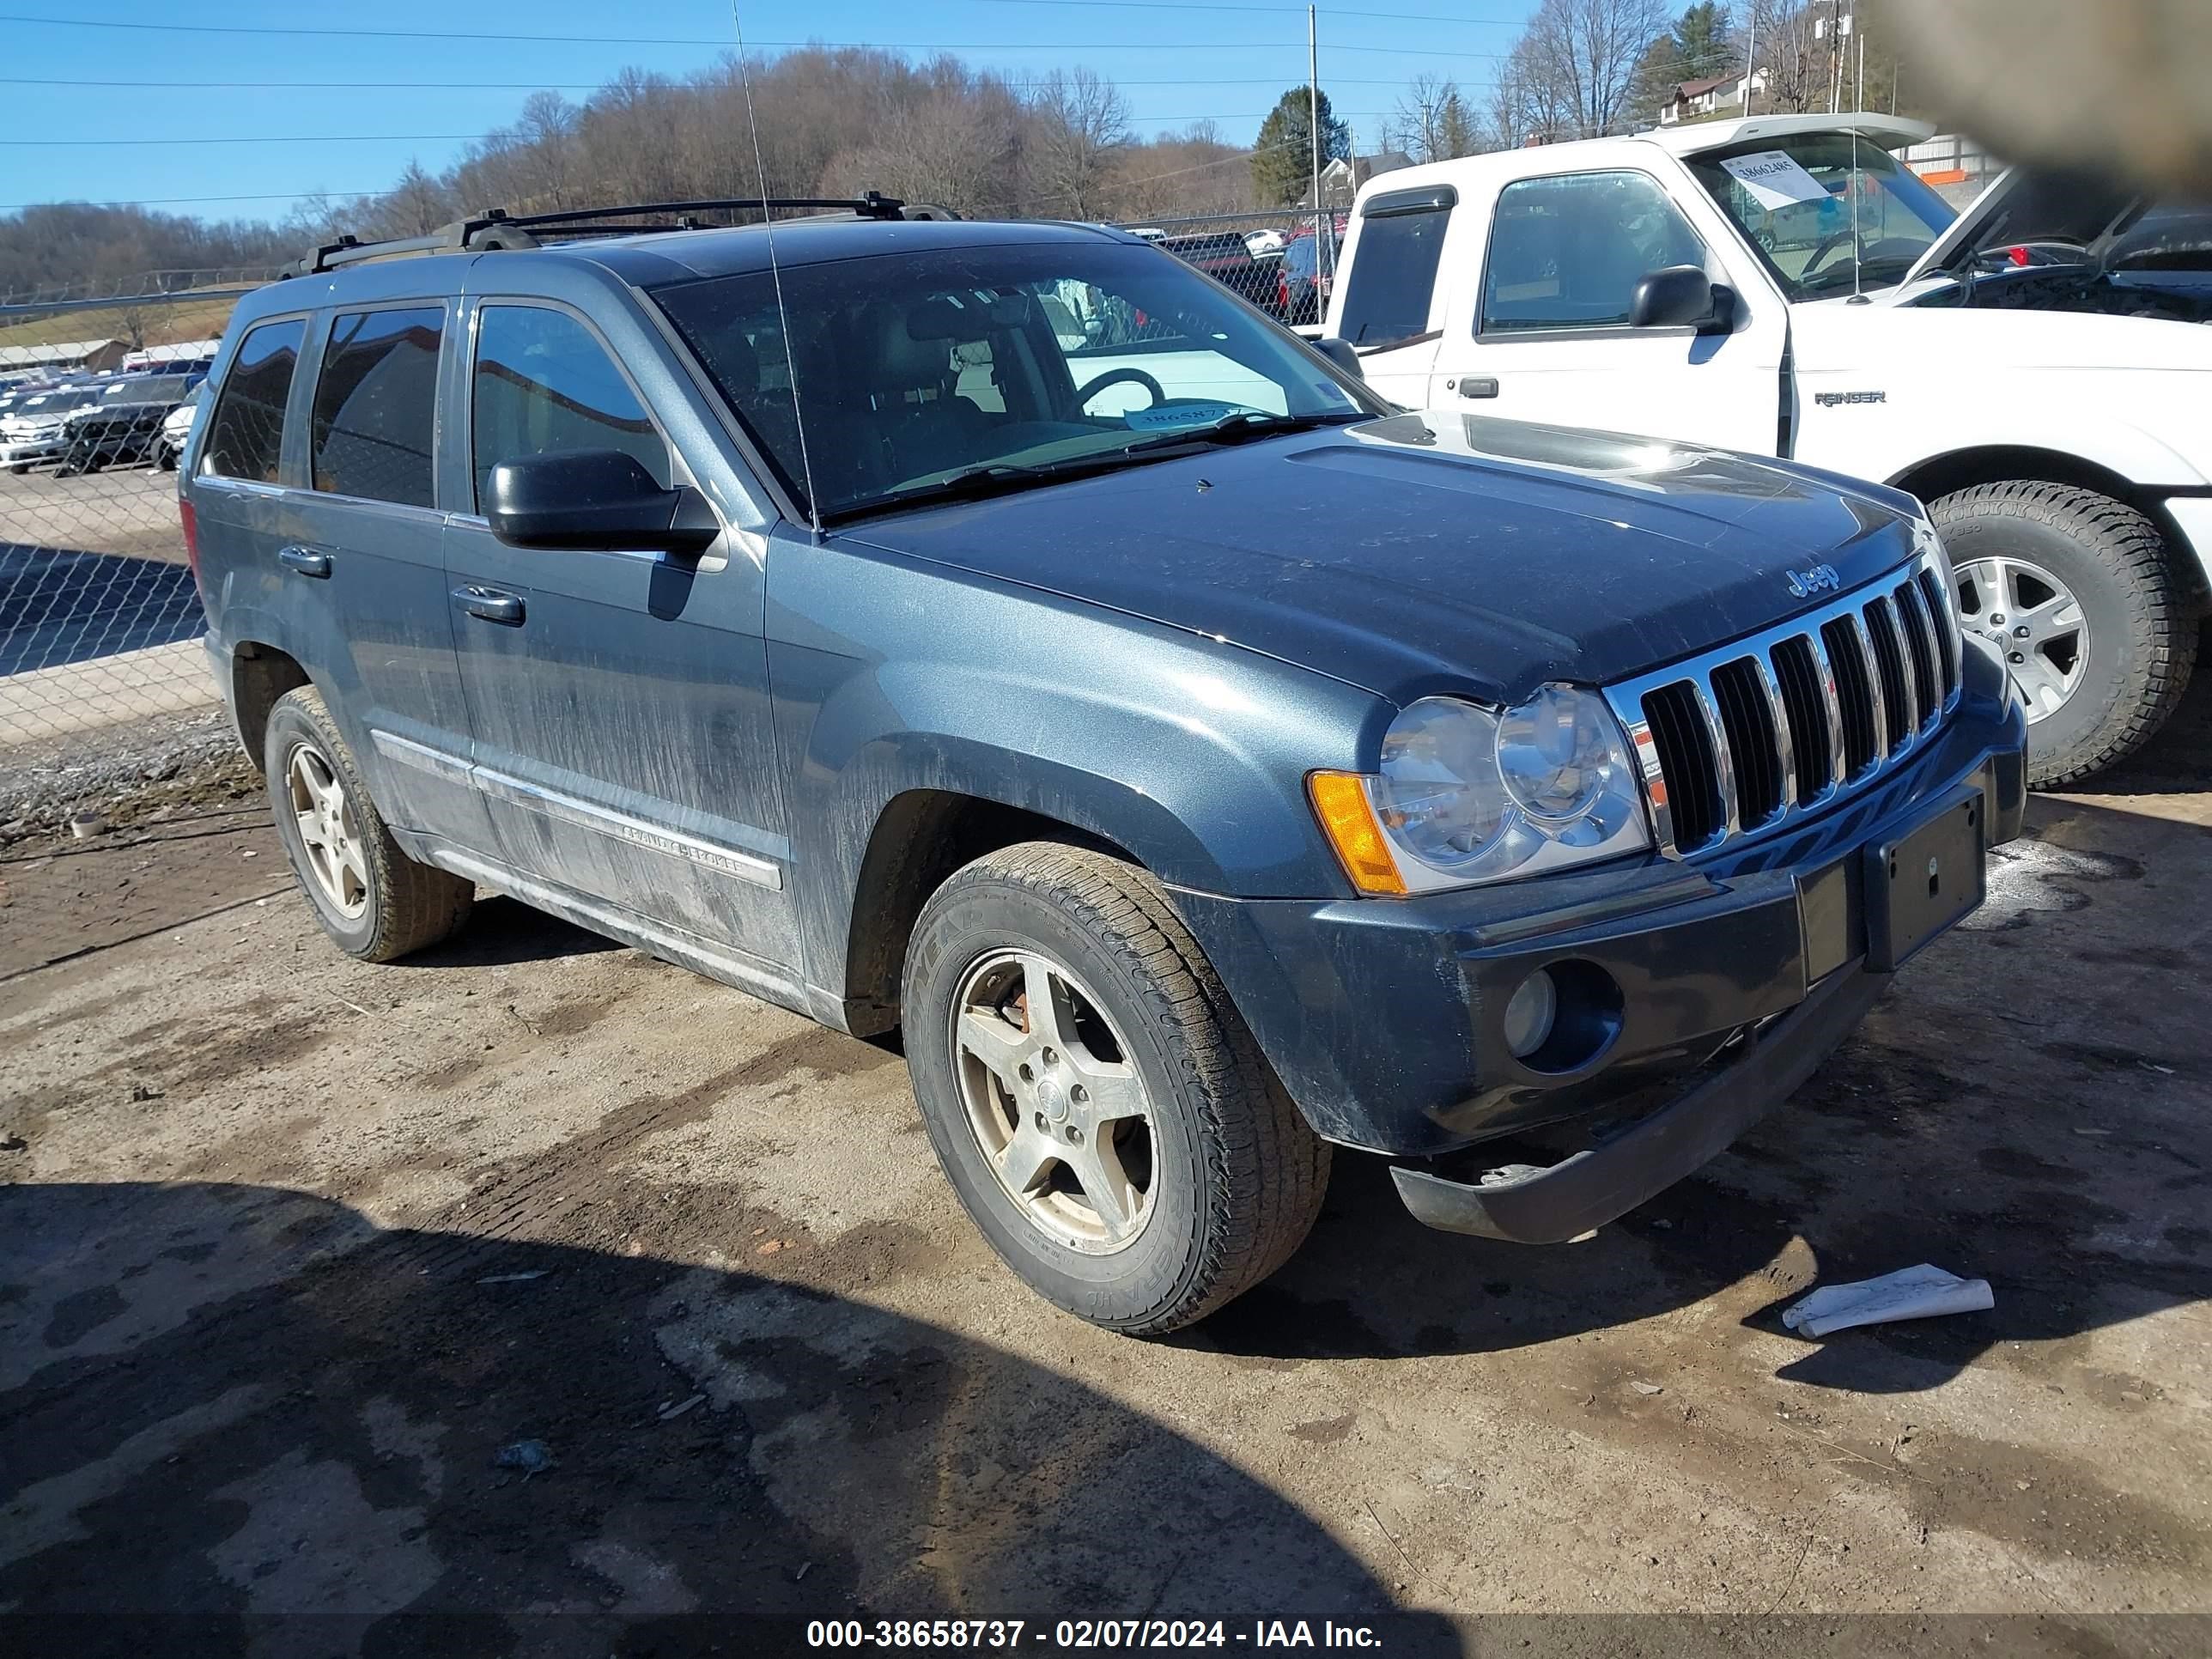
[1251,88,1352,206]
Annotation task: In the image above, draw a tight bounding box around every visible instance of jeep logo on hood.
[1786,563,1842,599]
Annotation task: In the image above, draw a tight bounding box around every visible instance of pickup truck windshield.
[1686,136,1957,300]
[652,240,1379,522]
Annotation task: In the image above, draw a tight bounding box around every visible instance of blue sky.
[0,1,1540,222]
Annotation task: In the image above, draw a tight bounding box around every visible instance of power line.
[0,75,1428,90]
[0,14,1509,55]
[3,114,1392,149]
[1,8,1521,40]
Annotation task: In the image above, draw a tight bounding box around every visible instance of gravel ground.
[0,704,257,847]
[1,659,2208,1656]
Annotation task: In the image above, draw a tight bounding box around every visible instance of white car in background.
[155,381,206,471]
[1324,112,2212,784]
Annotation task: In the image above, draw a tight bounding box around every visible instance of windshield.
[651,239,1380,522]
[1687,135,1957,300]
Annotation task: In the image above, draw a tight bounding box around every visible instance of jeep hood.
[839,414,1923,704]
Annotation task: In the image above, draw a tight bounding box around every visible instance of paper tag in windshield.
[1123,402,1242,430]
[1719,150,1830,211]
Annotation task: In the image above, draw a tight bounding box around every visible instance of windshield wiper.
[1118,409,1362,455]
[824,446,1212,524]
[823,412,1364,525]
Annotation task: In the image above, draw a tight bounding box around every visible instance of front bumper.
[0,434,64,465]
[1173,653,2026,1170]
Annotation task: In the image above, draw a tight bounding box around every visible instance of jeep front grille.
[1602,552,1962,858]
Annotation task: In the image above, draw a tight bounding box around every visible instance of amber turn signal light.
[1307,771,1407,896]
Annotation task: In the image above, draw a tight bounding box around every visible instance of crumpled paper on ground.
[1781,1264,1995,1338]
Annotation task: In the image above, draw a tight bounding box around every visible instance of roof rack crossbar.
[285,193,909,276]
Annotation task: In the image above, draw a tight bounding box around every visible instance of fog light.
[1503,969,1558,1059]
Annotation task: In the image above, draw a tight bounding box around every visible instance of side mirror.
[1627,265,1736,335]
[1311,337,1364,380]
[485,450,720,556]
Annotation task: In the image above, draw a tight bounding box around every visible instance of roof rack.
[286,192,944,276]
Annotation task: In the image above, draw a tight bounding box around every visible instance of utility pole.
[1742,6,1757,115]
[1308,5,1325,276]
[1856,30,1865,112]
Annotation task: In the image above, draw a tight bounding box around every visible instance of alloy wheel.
[950,949,1158,1255]
[285,743,369,919]
[1954,554,2087,721]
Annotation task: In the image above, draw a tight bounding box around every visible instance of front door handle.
[1456,377,1500,400]
[453,586,526,626]
[276,545,331,578]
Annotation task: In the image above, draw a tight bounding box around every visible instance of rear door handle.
[276,545,331,578]
[453,586,526,626]
[1455,377,1500,400]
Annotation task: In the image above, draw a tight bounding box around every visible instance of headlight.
[1315,688,1651,894]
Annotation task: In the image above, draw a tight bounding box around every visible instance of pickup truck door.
[1426,166,1788,456]
[442,298,802,981]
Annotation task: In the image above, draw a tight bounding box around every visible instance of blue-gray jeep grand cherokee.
[182,198,2027,1334]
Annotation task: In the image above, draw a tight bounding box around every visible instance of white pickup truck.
[1321,112,2211,784]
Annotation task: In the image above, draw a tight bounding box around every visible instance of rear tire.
[264,686,473,962]
[1931,482,2196,786]
[902,842,1329,1335]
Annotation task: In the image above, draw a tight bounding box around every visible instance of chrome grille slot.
[1915,567,1960,700]
[1604,549,1962,860]
[1864,596,1914,748]
[1820,615,1881,775]
[1893,580,1940,732]
[1770,635,1833,802]
[1641,681,1723,853]
[1711,658,1784,827]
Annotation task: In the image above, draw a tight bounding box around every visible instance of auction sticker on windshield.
[1719,149,1830,211]
[1123,403,1248,430]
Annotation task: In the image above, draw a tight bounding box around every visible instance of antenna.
[1848,127,1866,303]
[729,2,823,535]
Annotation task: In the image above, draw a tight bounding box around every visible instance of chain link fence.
[1111,208,1348,328]
[0,285,244,749]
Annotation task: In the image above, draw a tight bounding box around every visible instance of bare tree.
[1739,0,1829,113]
[1028,68,1132,220]
[1508,0,1674,140]
[1384,74,1480,162]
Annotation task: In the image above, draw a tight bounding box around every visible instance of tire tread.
[1932,481,2196,785]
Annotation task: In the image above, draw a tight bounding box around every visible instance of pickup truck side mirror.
[485,450,720,556]
[1628,265,1736,335]
[1311,337,1364,381]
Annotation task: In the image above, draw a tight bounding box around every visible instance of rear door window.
[201,318,305,483]
[471,305,667,509]
[311,306,445,507]
[1337,203,1451,346]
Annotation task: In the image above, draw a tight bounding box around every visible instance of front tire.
[902,842,1329,1335]
[264,686,473,961]
[1931,482,2196,786]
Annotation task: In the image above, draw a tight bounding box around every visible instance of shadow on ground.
[0,1179,1464,1656]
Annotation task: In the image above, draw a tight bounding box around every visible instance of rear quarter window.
[311,306,446,508]
[1337,204,1451,347]
[202,318,306,484]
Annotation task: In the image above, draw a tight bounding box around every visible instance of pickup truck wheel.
[902,842,1329,1335]
[1931,482,2196,786]
[264,686,472,962]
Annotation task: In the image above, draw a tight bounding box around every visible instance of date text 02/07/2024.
[805,1618,1385,1647]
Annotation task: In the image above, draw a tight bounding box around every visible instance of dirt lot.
[3,663,2209,1656]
